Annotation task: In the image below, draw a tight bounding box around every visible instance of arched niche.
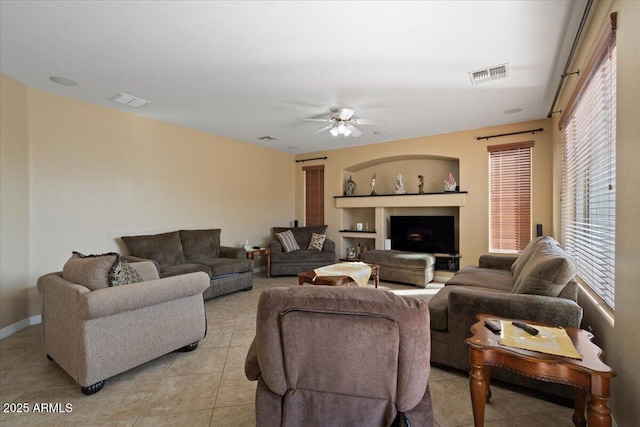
[342,155,460,195]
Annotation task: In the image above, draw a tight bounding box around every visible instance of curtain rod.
[295,156,327,163]
[476,128,544,141]
[547,0,593,118]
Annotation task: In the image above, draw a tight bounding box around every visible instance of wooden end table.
[466,314,616,427]
[245,248,270,278]
[297,264,380,288]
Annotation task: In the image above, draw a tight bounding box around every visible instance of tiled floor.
[0,274,574,426]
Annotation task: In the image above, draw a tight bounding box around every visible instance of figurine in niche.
[370,172,377,195]
[418,175,425,194]
[444,172,457,192]
[345,175,356,196]
[394,174,406,194]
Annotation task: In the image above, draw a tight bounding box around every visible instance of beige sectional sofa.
[122,229,253,299]
[427,236,583,398]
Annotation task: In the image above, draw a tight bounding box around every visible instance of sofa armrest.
[448,286,583,330]
[245,338,260,381]
[478,254,518,270]
[269,240,283,253]
[322,238,335,252]
[79,272,210,320]
[220,246,245,259]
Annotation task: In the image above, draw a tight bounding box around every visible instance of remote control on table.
[512,321,539,336]
[484,320,502,334]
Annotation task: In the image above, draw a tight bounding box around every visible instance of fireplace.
[390,216,456,254]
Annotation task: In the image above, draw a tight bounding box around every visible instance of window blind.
[488,141,533,253]
[304,165,324,227]
[560,13,616,309]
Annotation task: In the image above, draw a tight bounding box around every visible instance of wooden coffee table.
[466,314,616,427]
[298,263,380,288]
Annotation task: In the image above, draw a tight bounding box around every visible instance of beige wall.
[295,118,553,267]
[0,74,296,331]
[1,75,31,329]
[551,1,640,425]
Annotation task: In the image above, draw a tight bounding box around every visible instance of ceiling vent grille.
[108,93,150,108]
[469,63,509,85]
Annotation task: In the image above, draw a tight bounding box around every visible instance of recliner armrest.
[79,272,210,320]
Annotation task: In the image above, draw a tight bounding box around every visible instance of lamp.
[330,120,352,136]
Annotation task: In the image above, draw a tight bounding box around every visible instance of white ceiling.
[0,1,587,154]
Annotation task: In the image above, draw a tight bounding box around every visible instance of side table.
[246,248,270,278]
[466,314,616,427]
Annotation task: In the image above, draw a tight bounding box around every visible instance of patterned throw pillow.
[276,230,300,253]
[307,233,326,251]
[109,259,143,287]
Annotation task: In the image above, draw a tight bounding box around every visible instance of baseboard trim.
[0,315,41,340]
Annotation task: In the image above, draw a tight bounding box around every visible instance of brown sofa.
[122,229,253,299]
[38,259,208,394]
[269,226,336,276]
[427,236,583,398]
[245,286,434,426]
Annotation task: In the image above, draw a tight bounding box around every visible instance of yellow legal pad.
[498,321,582,360]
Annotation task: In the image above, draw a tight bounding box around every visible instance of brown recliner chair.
[245,286,434,427]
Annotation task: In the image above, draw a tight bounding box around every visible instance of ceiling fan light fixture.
[330,127,340,136]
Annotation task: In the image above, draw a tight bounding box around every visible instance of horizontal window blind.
[304,165,324,227]
[488,141,533,253]
[560,13,616,309]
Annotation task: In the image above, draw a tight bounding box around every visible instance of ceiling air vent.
[108,93,150,108]
[469,63,509,85]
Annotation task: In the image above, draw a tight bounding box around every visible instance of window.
[560,13,616,309]
[488,141,533,253]
[303,165,324,227]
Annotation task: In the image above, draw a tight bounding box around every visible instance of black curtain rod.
[476,128,544,141]
[547,0,593,118]
[295,156,327,163]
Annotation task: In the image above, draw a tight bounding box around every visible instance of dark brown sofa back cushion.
[122,231,186,267]
[179,229,221,261]
[512,239,577,297]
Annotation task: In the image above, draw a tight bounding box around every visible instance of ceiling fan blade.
[338,108,355,121]
[301,118,332,122]
[309,124,334,135]
[352,118,386,125]
[349,125,362,137]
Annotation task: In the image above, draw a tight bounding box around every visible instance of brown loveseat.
[38,258,208,394]
[122,229,253,299]
[269,226,336,276]
[245,286,434,426]
[427,236,583,398]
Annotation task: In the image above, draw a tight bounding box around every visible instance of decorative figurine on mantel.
[370,172,377,195]
[345,175,356,196]
[394,174,406,194]
[418,175,425,194]
[444,172,457,192]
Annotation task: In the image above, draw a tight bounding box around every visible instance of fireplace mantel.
[335,191,467,208]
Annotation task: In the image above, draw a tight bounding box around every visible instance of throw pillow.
[276,230,300,253]
[108,259,143,287]
[62,252,119,291]
[512,241,577,297]
[307,233,326,251]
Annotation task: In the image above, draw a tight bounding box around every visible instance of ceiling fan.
[303,107,382,137]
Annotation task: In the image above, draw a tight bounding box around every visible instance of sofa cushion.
[445,266,514,292]
[159,263,213,278]
[63,252,119,291]
[511,236,549,283]
[195,258,253,277]
[276,230,300,252]
[307,233,326,251]
[274,226,328,249]
[179,229,221,261]
[512,241,577,297]
[109,259,143,286]
[122,231,186,267]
